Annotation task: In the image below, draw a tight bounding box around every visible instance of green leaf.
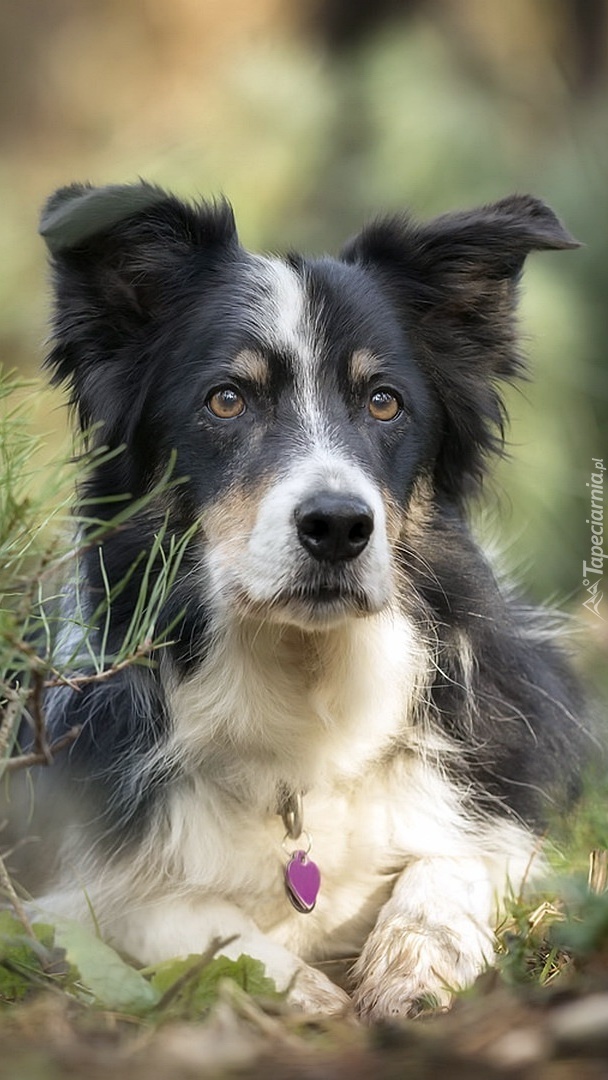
[31,922,55,951]
[0,911,53,947]
[150,952,280,1018]
[0,962,29,1001]
[53,919,160,1014]
[0,913,55,1002]
[149,953,203,997]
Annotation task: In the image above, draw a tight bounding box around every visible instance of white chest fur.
[130,610,536,964]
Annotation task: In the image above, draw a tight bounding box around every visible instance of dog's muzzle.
[210,460,391,626]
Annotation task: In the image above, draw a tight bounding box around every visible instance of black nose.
[295,492,374,564]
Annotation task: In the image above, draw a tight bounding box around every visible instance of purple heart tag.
[285,850,321,913]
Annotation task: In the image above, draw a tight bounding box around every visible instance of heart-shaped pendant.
[285,850,321,913]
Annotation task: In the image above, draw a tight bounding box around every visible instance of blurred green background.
[0,0,606,676]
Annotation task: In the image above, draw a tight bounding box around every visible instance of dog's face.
[157,252,438,628]
[41,184,577,630]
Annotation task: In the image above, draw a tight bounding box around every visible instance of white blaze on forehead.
[248,255,308,353]
[247,255,328,443]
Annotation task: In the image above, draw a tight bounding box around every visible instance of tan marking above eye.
[350,349,382,383]
[369,389,402,421]
[231,349,270,386]
[207,387,246,419]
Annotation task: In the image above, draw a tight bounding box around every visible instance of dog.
[29,182,588,1019]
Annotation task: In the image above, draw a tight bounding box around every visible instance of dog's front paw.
[352,917,490,1022]
[288,963,352,1016]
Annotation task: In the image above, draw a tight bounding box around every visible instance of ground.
[1,976,608,1079]
[1,881,608,1080]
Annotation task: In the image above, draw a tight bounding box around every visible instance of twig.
[217,978,304,1047]
[0,688,24,763]
[9,636,162,692]
[4,726,82,772]
[0,847,37,942]
[30,668,52,764]
[588,849,608,894]
[42,639,162,692]
[3,640,160,774]
[0,957,65,996]
[517,829,547,901]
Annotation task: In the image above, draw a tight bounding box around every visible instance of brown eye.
[369,389,402,422]
[207,387,246,419]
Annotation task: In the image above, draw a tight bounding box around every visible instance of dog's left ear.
[40,181,238,326]
[40,182,238,435]
[342,195,580,495]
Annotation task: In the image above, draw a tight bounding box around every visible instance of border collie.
[32,182,587,1019]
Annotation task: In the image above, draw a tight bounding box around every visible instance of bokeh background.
[1,0,606,677]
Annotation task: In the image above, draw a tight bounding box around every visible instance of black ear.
[342,195,579,496]
[41,182,238,432]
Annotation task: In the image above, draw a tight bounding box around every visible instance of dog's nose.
[295,493,374,563]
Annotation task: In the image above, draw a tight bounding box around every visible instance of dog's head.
[41,184,577,630]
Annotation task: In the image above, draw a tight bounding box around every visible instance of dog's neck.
[162,608,427,809]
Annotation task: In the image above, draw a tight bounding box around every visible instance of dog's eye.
[368,389,402,422]
[206,387,246,419]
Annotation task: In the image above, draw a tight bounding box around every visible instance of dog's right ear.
[40,182,238,426]
[341,195,579,497]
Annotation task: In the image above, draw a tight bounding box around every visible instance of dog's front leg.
[114,896,350,1015]
[351,856,496,1020]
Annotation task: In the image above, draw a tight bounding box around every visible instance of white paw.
[287,963,352,1016]
[352,917,491,1022]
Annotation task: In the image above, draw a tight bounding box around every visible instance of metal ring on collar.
[282,829,313,857]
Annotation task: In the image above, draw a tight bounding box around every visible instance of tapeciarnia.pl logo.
[582,457,605,620]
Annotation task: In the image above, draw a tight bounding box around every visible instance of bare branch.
[589,849,608,895]
[30,668,52,764]
[4,726,82,772]
[0,688,23,763]
[43,638,159,690]
[0,847,37,942]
